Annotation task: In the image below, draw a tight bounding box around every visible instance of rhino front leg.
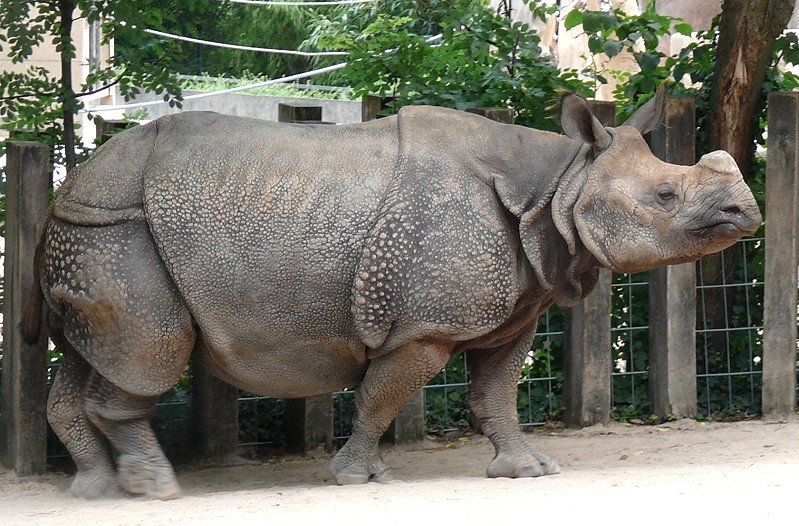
[84,375,181,500]
[330,339,452,485]
[47,336,117,499]
[467,329,560,478]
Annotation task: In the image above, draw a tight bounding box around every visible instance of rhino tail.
[20,227,47,344]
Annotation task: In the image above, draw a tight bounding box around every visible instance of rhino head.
[559,88,762,274]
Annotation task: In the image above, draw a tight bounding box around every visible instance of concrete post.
[95,119,136,145]
[648,97,697,419]
[763,92,799,418]
[563,100,615,427]
[0,141,50,475]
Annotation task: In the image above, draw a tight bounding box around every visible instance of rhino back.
[53,121,158,225]
[142,112,398,349]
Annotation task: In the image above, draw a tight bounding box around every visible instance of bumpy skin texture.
[36,95,761,498]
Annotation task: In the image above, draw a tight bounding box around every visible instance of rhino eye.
[657,189,677,202]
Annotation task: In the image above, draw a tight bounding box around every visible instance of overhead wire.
[143,29,348,57]
[85,34,443,113]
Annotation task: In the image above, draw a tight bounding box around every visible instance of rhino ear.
[621,84,667,134]
[560,94,612,151]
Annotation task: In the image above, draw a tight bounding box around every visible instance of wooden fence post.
[191,345,240,459]
[286,397,334,453]
[95,119,136,145]
[763,91,799,418]
[465,107,515,124]
[160,103,236,459]
[648,97,698,419]
[563,100,615,427]
[0,141,50,475]
[278,103,323,123]
[278,107,336,452]
[383,389,426,444]
[362,95,382,122]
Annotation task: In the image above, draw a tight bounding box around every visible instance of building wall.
[0,6,114,140]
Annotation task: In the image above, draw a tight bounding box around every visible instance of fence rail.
[1,93,797,475]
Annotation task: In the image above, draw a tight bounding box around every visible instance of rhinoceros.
[22,88,761,499]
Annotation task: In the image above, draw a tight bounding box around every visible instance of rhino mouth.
[690,220,756,238]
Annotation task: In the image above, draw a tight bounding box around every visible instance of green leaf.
[674,22,693,36]
[583,11,617,33]
[587,34,604,55]
[602,40,623,58]
[564,9,583,31]
[638,51,661,72]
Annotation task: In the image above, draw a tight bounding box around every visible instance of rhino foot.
[486,452,560,479]
[116,453,182,500]
[69,469,119,499]
[329,452,392,485]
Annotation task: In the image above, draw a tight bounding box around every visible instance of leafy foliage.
[146,0,312,77]
[311,0,589,129]
[0,0,185,172]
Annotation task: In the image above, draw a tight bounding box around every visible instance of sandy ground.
[1,419,798,525]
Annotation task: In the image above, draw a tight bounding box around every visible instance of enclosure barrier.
[763,92,799,418]
[564,97,700,425]
[0,141,50,475]
[647,98,698,419]
[563,100,615,427]
[2,94,797,475]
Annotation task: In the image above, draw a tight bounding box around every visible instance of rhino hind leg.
[43,219,195,498]
[467,333,560,479]
[47,332,118,499]
[84,373,181,500]
[330,340,452,485]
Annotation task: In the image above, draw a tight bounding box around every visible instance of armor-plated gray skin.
[23,88,762,499]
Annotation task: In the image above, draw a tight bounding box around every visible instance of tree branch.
[458,19,500,47]
[0,91,58,101]
[74,69,127,98]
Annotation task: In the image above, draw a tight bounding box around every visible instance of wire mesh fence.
[610,272,651,418]
[3,236,796,462]
[695,236,766,417]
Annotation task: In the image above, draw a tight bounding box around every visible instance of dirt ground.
[1,419,797,525]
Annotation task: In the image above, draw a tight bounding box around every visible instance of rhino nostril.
[722,205,743,216]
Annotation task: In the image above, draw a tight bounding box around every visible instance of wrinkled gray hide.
[30,98,761,499]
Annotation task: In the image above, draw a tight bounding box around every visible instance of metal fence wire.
[695,236,767,416]
[2,237,797,460]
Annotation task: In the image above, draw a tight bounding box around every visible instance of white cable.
[86,34,443,113]
[224,0,376,6]
[85,63,348,112]
[144,29,347,57]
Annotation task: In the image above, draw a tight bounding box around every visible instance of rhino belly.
[198,334,368,397]
[140,118,397,385]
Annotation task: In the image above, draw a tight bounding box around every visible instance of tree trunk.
[708,0,794,178]
[701,0,794,369]
[60,0,77,171]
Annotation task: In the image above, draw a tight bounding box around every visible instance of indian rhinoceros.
[22,88,761,499]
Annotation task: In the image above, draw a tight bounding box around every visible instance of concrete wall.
[115,90,367,124]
